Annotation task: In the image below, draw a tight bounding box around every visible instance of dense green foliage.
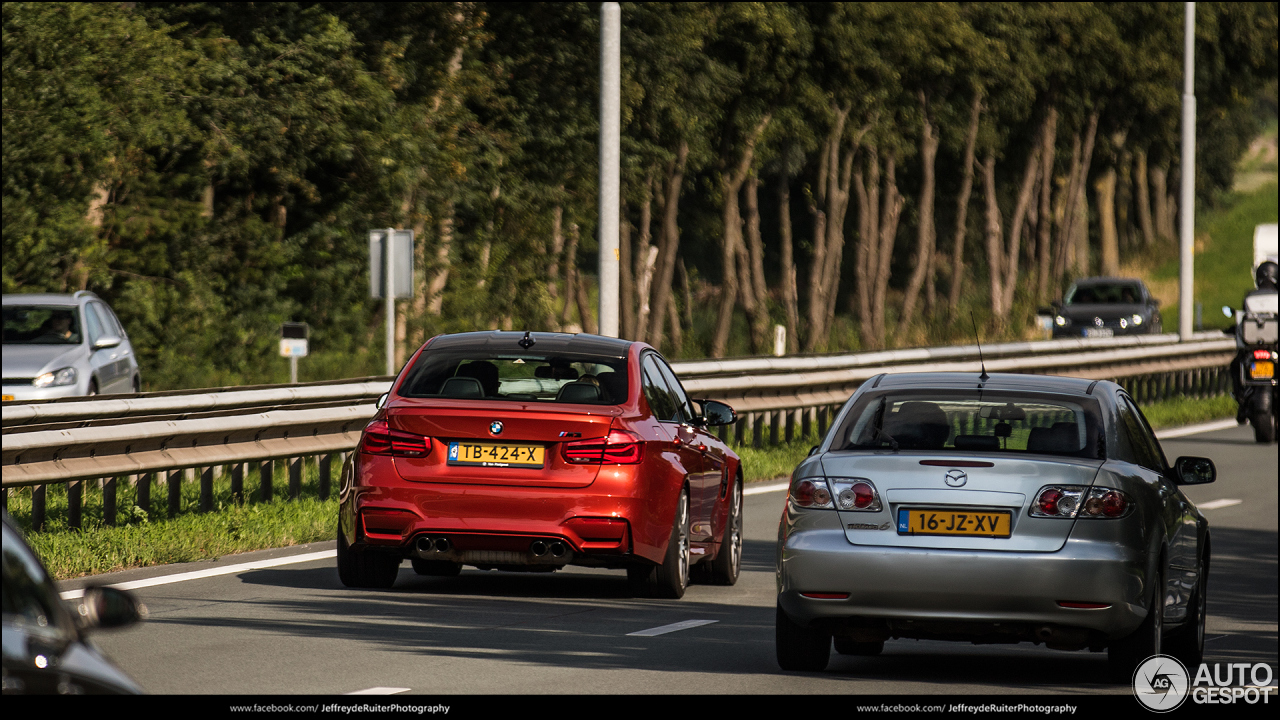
[3,3,1276,389]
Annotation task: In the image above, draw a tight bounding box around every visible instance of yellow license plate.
[1,395,13,402]
[447,442,545,468]
[897,509,1012,538]
[1250,361,1274,380]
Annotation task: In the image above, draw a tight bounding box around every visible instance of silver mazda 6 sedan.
[776,372,1215,679]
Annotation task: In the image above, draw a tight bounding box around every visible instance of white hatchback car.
[2,291,141,401]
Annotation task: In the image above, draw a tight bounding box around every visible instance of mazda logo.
[945,469,967,487]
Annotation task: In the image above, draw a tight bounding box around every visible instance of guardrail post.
[289,457,302,499]
[319,454,332,500]
[752,413,763,449]
[199,467,213,513]
[231,463,245,504]
[68,480,83,529]
[137,472,151,517]
[31,485,46,531]
[818,407,829,438]
[716,423,728,443]
[104,476,117,527]
[802,407,811,439]
[769,411,779,446]
[733,415,745,447]
[786,409,796,443]
[260,460,274,502]
[167,469,182,516]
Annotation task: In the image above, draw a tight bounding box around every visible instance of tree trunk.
[872,150,904,348]
[571,223,597,334]
[1151,164,1170,242]
[561,218,579,327]
[898,92,940,335]
[948,92,983,315]
[778,174,800,354]
[1135,150,1155,247]
[856,149,882,347]
[548,202,564,298]
[1055,110,1098,289]
[743,174,770,352]
[633,173,655,341]
[711,116,771,358]
[1000,142,1042,315]
[619,196,634,339]
[427,199,454,316]
[1035,106,1059,306]
[1097,167,1119,276]
[647,140,689,350]
[982,153,1005,317]
[803,106,859,352]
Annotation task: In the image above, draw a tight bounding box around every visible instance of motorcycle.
[1224,303,1278,443]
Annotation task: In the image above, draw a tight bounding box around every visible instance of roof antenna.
[971,313,989,383]
[518,330,536,349]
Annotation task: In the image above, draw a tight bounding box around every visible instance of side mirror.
[1174,456,1216,485]
[696,399,736,426]
[92,335,122,350]
[808,445,819,456]
[73,586,146,633]
[375,393,389,410]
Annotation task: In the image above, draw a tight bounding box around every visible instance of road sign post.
[280,322,309,384]
[369,229,415,376]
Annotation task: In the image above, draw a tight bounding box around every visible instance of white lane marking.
[1155,419,1239,439]
[59,549,336,600]
[1197,498,1243,510]
[627,619,719,637]
[347,687,411,695]
[745,481,789,496]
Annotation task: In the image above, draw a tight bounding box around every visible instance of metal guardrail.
[2,333,1238,530]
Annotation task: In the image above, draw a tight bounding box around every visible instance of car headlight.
[1131,314,1143,325]
[33,367,77,388]
[1054,315,1068,327]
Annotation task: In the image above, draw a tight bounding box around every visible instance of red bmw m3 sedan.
[337,331,742,598]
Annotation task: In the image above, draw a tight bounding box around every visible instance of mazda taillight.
[831,478,882,512]
[1031,485,1131,518]
[360,419,431,457]
[562,430,643,464]
[789,478,833,509]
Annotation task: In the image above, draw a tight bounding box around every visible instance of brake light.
[360,419,431,457]
[790,478,832,508]
[562,430,643,464]
[1253,349,1273,360]
[1032,486,1131,518]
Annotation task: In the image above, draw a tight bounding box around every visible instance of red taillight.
[851,482,876,509]
[562,430,643,464]
[1099,490,1128,517]
[1254,349,1273,360]
[790,479,832,508]
[1036,488,1064,516]
[360,419,431,457]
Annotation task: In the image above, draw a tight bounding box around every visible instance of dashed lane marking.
[347,687,411,695]
[59,550,336,600]
[627,619,719,637]
[1197,498,1243,510]
[745,481,789,496]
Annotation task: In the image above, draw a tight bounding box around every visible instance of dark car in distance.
[1044,278,1163,339]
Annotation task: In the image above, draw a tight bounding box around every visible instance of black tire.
[411,557,462,577]
[834,636,884,656]
[1166,543,1209,668]
[1109,563,1164,680]
[776,603,831,672]
[708,479,742,586]
[336,523,400,589]
[132,375,141,394]
[88,379,98,396]
[628,487,690,599]
[1250,401,1276,443]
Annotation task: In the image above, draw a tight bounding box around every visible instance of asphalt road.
[69,423,1276,696]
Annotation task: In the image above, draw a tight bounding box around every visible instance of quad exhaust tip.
[415,536,451,556]
[529,540,567,559]
[530,540,548,557]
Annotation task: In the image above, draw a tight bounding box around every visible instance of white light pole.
[385,227,396,374]
[1179,2,1196,341]
[598,2,621,338]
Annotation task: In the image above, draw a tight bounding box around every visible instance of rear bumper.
[778,526,1149,643]
[342,455,668,565]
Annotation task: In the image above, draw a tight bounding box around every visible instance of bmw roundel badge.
[489,420,503,436]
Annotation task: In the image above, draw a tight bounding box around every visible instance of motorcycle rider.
[1233,260,1278,423]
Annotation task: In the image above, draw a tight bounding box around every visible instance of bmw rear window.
[834,390,1104,459]
[399,350,628,404]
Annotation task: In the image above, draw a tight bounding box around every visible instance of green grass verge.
[7,393,1238,580]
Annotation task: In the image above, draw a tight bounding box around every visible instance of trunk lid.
[387,400,618,488]
[820,452,1104,553]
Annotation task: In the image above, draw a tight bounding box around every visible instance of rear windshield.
[1064,283,1141,305]
[833,390,1104,459]
[399,350,628,404]
[2,306,82,345]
